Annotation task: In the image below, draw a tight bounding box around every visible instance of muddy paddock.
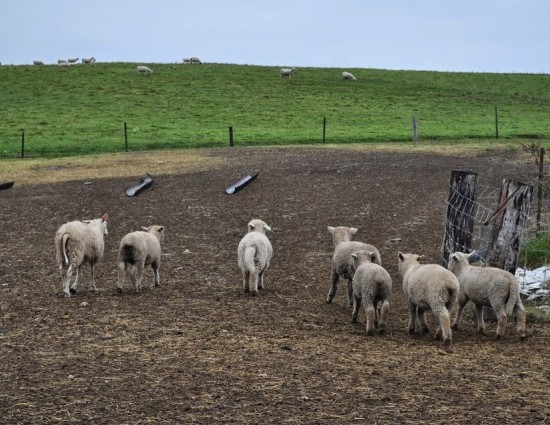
[1,146,549,424]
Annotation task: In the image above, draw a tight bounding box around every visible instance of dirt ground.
[1,146,550,424]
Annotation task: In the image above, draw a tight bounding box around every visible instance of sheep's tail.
[120,244,137,266]
[505,279,521,316]
[244,246,256,272]
[61,234,70,264]
[445,280,459,309]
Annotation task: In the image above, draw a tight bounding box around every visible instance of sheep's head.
[248,219,271,234]
[448,251,471,273]
[397,252,423,276]
[143,225,165,243]
[328,226,358,246]
[351,250,377,267]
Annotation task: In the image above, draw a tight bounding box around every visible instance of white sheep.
[117,225,165,293]
[137,65,153,75]
[448,251,527,339]
[82,57,96,64]
[58,59,68,64]
[54,213,109,297]
[342,71,357,81]
[280,67,295,78]
[351,250,392,335]
[68,58,79,64]
[326,226,381,307]
[398,252,459,353]
[237,219,273,295]
[33,60,45,66]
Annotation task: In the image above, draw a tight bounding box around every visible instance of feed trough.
[125,174,154,197]
[225,173,258,194]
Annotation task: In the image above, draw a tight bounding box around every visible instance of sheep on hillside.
[448,251,527,339]
[137,65,153,75]
[54,213,109,297]
[33,60,45,66]
[237,219,273,296]
[398,252,459,353]
[68,58,79,64]
[58,59,68,64]
[183,57,202,64]
[117,225,165,293]
[342,71,357,81]
[280,67,295,78]
[326,226,381,307]
[82,57,96,64]
[351,250,392,335]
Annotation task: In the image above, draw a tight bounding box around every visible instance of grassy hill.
[0,62,549,157]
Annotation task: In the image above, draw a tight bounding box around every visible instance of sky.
[1,0,549,73]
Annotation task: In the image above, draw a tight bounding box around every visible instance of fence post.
[536,147,545,233]
[494,106,499,140]
[441,169,479,267]
[229,126,234,147]
[322,117,326,144]
[124,122,128,152]
[412,116,418,144]
[486,179,533,273]
[21,130,25,158]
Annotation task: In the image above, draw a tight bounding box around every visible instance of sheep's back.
[55,221,105,263]
[333,241,381,278]
[237,232,273,268]
[459,266,515,301]
[405,264,458,306]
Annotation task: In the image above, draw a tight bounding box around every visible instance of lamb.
[117,225,165,293]
[326,226,381,307]
[82,57,96,64]
[398,252,459,353]
[447,251,527,339]
[137,65,153,75]
[237,219,273,296]
[54,213,109,297]
[280,67,295,78]
[33,60,45,66]
[342,71,357,81]
[351,250,392,335]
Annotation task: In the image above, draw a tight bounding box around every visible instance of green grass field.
[0,62,549,157]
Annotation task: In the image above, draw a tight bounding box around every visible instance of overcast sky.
[1,0,548,73]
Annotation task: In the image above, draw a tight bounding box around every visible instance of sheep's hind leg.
[69,265,80,295]
[351,295,361,323]
[326,271,339,303]
[152,261,160,287]
[258,270,265,289]
[89,263,98,292]
[117,262,126,293]
[243,271,250,293]
[347,280,354,308]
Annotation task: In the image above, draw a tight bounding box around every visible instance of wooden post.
[229,126,234,147]
[124,122,128,152]
[536,147,545,233]
[486,179,533,273]
[322,117,326,144]
[412,116,418,144]
[441,169,478,267]
[494,106,499,140]
[21,130,25,158]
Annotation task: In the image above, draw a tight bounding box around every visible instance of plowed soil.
[1,146,549,424]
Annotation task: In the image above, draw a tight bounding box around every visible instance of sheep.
[237,219,273,296]
[54,213,109,297]
[326,226,381,307]
[280,67,295,78]
[342,71,357,81]
[351,250,392,335]
[137,65,153,75]
[58,59,68,64]
[82,57,96,64]
[68,57,79,64]
[33,60,45,66]
[447,251,527,339]
[398,252,459,353]
[117,225,165,293]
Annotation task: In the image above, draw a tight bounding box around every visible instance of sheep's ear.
[370,252,378,262]
[351,253,358,259]
[142,227,148,231]
[467,250,476,259]
[264,224,272,232]
[328,226,335,233]
[158,226,164,232]
[398,252,404,261]
[248,221,256,230]
[102,213,109,222]
[349,228,358,234]
[418,255,425,261]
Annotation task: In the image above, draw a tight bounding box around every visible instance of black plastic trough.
[125,174,154,197]
[0,181,14,190]
[225,173,258,194]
